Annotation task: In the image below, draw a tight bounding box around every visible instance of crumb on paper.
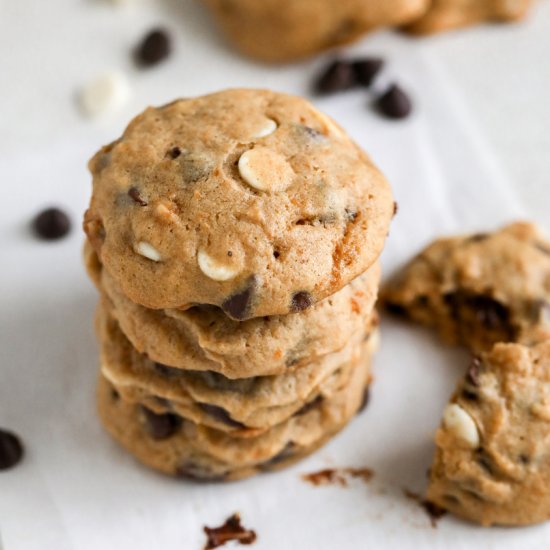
[203,513,257,549]
[301,467,374,487]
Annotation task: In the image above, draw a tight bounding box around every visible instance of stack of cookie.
[83,89,394,481]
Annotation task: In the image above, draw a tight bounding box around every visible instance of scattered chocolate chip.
[221,277,257,320]
[352,58,383,87]
[466,357,481,386]
[203,513,257,550]
[135,29,171,67]
[168,146,181,159]
[374,84,412,120]
[128,187,148,206]
[357,386,370,413]
[198,403,245,429]
[0,429,24,471]
[294,395,323,417]
[314,60,355,95]
[140,406,182,440]
[32,207,71,240]
[290,291,313,312]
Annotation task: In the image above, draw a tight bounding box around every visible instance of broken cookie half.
[429,341,550,526]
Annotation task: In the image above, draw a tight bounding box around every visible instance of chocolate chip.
[314,60,355,95]
[32,207,71,240]
[198,403,245,429]
[357,387,370,413]
[466,358,481,386]
[168,146,181,159]
[374,84,412,120]
[128,187,148,206]
[290,291,313,312]
[519,454,530,464]
[140,406,182,440]
[203,513,257,550]
[221,277,257,320]
[352,58,383,87]
[0,429,24,471]
[135,29,171,67]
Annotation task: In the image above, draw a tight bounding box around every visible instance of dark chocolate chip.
[203,513,257,550]
[357,386,370,414]
[0,429,24,471]
[140,406,182,440]
[294,395,323,417]
[198,403,245,429]
[314,60,355,95]
[221,277,257,320]
[32,207,71,240]
[135,29,171,67]
[290,291,313,312]
[128,187,148,206]
[374,84,412,120]
[168,146,181,159]
[352,58,383,87]
[466,357,481,387]
[273,250,280,259]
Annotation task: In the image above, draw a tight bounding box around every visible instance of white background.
[0,1,549,549]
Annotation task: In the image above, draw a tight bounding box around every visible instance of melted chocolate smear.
[222,277,256,320]
[198,403,246,429]
[128,187,148,206]
[140,406,182,440]
[203,513,257,550]
[302,467,373,487]
[0,429,24,471]
[404,489,447,528]
[290,291,313,312]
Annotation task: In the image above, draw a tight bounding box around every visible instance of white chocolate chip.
[251,119,277,139]
[238,148,293,192]
[198,249,240,281]
[443,403,480,448]
[135,241,161,262]
[79,72,130,117]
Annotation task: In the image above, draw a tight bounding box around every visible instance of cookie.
[202,0,429,63]
[382,222,550,353]
[87,240,380,378]
[427,341,550,526]
[405,0,532,35]
[84,89,394,319]
[97,303,378,435]
[97,343,373,481]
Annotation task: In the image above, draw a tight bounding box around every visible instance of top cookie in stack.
[83,89,394,480]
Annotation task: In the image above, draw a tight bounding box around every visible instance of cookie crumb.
[203,513,257,549]
[302,467,374,487]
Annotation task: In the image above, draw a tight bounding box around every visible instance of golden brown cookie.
[202,0,429,62]
[97,342,373,481]
[87,240,380,378]
[404,0,532,35]
[97,303,378,435]
[427,341,550,526]
[84,89,393,319]
[382,222,550,353]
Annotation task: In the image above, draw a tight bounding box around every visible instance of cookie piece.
[97,303,378,435]
[202,0,429,63]
[382,222,550,353]
[84,89,394,319]
[427,341,550,526]
[87,240,380,378]
[405,0,531,35]
[97,345,373,481]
